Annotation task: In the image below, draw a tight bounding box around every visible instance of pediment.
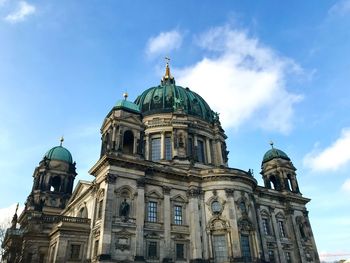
[69,180,92,204]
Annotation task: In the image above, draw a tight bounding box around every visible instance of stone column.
[216,140,223,165]
[187,188,203,261]
[290,213,306,263]
[256,207,269,261]
[206,138,212,164]
[145,134,149,160]
[112,123,116,150]
[163,186,172,260]
[161,132,165,160]
[99,174,117,259]
[225,189,241,258]
[135,178,145,260]
[200,193,209,259]
[270,208,284,262]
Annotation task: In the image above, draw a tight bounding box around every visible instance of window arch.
[50,176,61,192]
[122,130,134,154]
[269,175,281,190]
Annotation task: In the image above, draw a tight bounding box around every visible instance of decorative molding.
[225,188,234,197]
[186,188,202,198]
[136,178,146,188]
[162,186,171,195]
[105,173,117,184]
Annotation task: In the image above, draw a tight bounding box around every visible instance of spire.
[161,57,175,85]
[60,136,64,146]
[269,140,274,149]
[11,203,19,229]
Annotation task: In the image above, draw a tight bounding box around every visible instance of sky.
[0,0,350,261]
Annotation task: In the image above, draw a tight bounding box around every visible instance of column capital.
[136,177,146,188]
[104,173,117,184]
[163,186,172,195]
[225,188,235,197]
[186,188,202,198]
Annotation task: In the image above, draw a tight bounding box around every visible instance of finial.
[161,57,175,84]
[123,92,128,100]
[60,136,64,146]
[15,203,19,214]
[269,140,274,149]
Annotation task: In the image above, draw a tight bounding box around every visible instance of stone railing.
[27,212,90,224]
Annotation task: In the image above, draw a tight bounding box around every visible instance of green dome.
[44,146,73,164]
[262,148,290,163]
[134,83,215,122]
[115,99,140,114]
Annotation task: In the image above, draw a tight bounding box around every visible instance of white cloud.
[4,1,36,23]
[175,26,302,133]
[146,30,183,57]
[304,128,350,172]
[0,203,23,227]
[329,0,350,16]
[342,178,350,193]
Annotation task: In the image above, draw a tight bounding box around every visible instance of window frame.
[165,135,172,160]
[147,240,159,259]
[69,244,81,260]
[151,137,161,161]
[175,243,186,260]
[197,139,205,163]
[147,201,158,222]
[173,205,183,225]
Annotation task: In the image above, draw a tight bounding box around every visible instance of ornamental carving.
[162,186,171,195]
[136,178,146,188]
[225,188,234,197]
[186,188,202,198]
[105,173,117,184]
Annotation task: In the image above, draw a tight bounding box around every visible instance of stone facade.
[2,65,319,263]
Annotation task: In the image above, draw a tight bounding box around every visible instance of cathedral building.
[2,63,319,263]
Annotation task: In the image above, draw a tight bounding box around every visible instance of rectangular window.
[97,200,103,219]
[174,205,182,225]
[148,201,157,222]
[176,243,185,259]
[70,244,81,260]
[240,235,252,261]
[151,138,161,161]
[262,218,270,235]
[148,241,157,258]
[278,220,286,237]
[165,136,172,160]
[213,235,228,262]
[268,250,275,263]
[197,140,205,163]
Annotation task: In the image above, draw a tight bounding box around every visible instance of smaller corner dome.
[262,148,290,164]
[115,99,141,114]
[44,146,73,164]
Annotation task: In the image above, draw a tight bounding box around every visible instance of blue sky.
[1,0,350,261]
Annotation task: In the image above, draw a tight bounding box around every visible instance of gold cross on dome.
[165,56,170,64]
[60,136,64,146]
[269,140,274,149]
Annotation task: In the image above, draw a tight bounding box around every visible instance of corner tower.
[261,142,300,193]
[25,138,77,214]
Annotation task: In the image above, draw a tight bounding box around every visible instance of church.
[2,62,319,263]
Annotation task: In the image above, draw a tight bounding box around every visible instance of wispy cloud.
[146,30,183,57]
[4,1,36,23]
[176,26,302,133]
[329,0,350,16]
[0,0,8,6]
[341,178,350,193]
[304,128,350,172]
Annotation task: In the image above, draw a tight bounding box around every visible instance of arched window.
[269,175,280,190]
[50,176,61,192]
[287,174,293,192]
[123,130,134,154]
